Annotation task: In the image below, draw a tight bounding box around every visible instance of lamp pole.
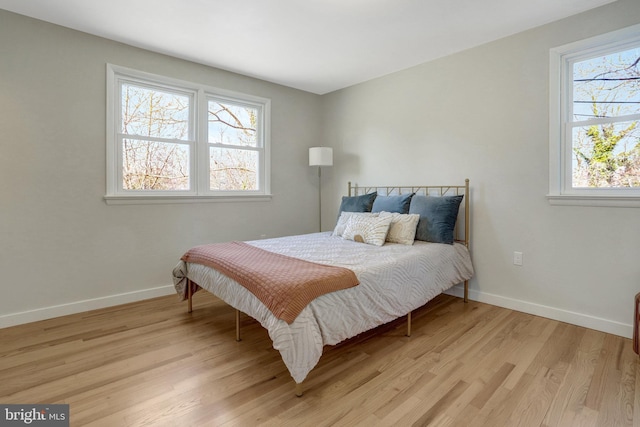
[318,166,322,232]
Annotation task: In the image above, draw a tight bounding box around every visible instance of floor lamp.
[309,147,333,232]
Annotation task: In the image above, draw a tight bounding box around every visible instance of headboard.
[347,179,470,249]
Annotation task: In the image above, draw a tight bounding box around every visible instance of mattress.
[173,231,474,383]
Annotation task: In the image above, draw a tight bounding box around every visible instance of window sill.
[104,194,273,205]
[547,194,640,208]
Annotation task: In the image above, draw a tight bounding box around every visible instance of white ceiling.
[0,0,617,94]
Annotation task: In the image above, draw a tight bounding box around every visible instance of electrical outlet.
[513,251,523,266]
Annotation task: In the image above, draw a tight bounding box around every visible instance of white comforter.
[173,232,474,383]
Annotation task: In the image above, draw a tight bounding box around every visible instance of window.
[549,24,640,207]
[105,65,270,203]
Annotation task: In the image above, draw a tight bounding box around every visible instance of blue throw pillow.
[337,192,377,216]
[371,193,414,214]
[409,195,464,244]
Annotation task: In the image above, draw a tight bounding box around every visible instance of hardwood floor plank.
[594,337,635,427]
[501,319,559,391]
[542,329,604,426]
[409,379,470,426]
[469,362,515,410]
[372,369,437,419]
[475,372,538,426]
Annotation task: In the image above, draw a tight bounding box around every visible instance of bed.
[172,180,474,396]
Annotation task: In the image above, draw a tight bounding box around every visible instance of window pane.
[210,147,258,191]
[573,47,640,122]
[123,138,190,190]
[121,83,190,140]
[572,121,640,188]
[208,100,258,147]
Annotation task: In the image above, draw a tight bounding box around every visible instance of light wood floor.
[1,293,638,426]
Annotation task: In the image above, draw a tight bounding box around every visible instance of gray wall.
[0,10,323,325]
[2,1,640,337]
[321,0,640,337]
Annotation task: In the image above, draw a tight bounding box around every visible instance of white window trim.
[548,23,640,208]
[105,64,271,205]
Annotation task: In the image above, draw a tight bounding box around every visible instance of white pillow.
[333,212,379,237]
[379,212,420,245]
[342,214,393,246]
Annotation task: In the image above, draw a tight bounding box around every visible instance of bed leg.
[295,382,303,397]
[406,311,412,337]
[187,279,193,313]
[464,280,469,303]
[235,309,241,342]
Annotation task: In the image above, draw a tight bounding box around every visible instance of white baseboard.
[2,283,633,339]
[445,284,633,339]
[0,285,176,329]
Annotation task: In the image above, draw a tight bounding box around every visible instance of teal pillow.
[371,193,414,214]
[337,192,377,216]
[409,195,463,244]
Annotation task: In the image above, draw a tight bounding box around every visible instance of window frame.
[548,23,640,207]
[105,64,271,204]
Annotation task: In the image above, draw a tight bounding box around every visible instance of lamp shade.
[309,147,333,167]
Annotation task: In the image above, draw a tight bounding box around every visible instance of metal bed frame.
[348,179,470,302]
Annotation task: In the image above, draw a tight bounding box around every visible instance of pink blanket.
[181,241,359,323]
